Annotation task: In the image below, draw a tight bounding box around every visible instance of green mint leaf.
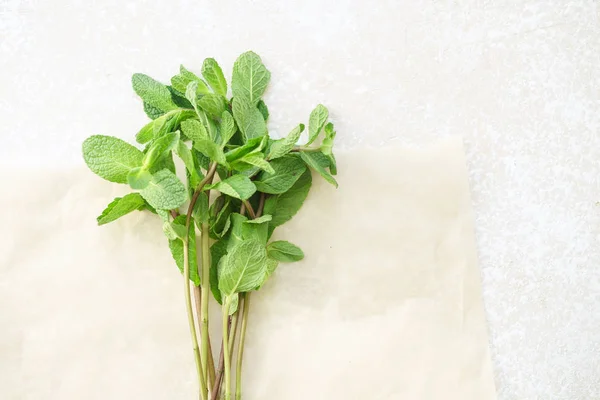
[218,239,268,296]
[193,139,228,167]
[148,150,176,174]
[233,153,275,174]
[267,240,304,262]
[307,104,329,145]
[300,151,338,187]
[132,73,178,112]
[231,51,271,104]
[163,220,187,240]
[268,124,304,160]
[263,168,312,236]
[96,193,146,225]
[127,167,152,189]
[321,122,337,175]
[168,217,201,286]
[140,169,188,210]
[209,197,233,239]
[202,58,228,97]
[254,155,306,194]
[82,135,144,184]
[198,94,228,119]
[210,239,228,304]
[232,97,267,140]
[225,136,266,163]
[193,191,210,226]
[175,139,196,175]
[181,119,209,142]
[257,100,269,121]
[167,86,193,109]
[171,65,211,95]
[227,213,248,251]
[185,81,200,111]
[143,102,165,120]
[192,148,211,171]
[220,111,236,146]
[143,131,180,169]
[205,175,257,200]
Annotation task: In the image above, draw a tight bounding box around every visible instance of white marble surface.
[1,1,599,399]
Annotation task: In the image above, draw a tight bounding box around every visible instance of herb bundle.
[82,51,338,400]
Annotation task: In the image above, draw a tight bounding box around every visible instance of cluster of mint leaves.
[82,51,337,400]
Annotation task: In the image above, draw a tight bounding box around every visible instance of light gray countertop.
[1,1,599,398]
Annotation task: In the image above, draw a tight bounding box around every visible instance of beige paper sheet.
[0,137,496,399]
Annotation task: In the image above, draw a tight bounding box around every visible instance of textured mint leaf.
[242,216,270,245]
[167,86,193,109]
[231,51,271,104]
[263,168,312,236]
[257,100,269,121]
[181,119,209,142]
[321,122,337,175]
[192,148,210,171]
[202,58,228,97]
[143,131,180,169]
[175,139,196,175]
[148,151,176,174]
[267,240,304,262]
[138,109,196,144]
[225,136,265,163]
[163,220,187,240]
[205,175,256,200]
[218,239,268,296]
[193,138,228,167]
[140,169,188,210]
[82,135,144,184]
[227,213,248,251]
[127,167,152,189]
[300,151,338,187]
[143,102,165,120]
[171,65,210,95]
[220,111,236,146]
[168,216,201,286]
[254,155,306,194]
[198,94,228,118]
[96,193,146,225]
[268,124,304,160]
[234,153,274,174]
[132,73,178,112]
[210,239,228,304]
[232,97,267,140]
[185,81,201,112]
[307,104,329,145]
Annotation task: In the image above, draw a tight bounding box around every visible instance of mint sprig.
[81,51,338,400]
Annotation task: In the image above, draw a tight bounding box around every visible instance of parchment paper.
[0,137,496,399]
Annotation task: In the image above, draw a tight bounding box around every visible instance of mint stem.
[185,162,218,400]
[235,293,250,400]
[183,239,208,400]
[200,222,213,389]
[222,297,233,400]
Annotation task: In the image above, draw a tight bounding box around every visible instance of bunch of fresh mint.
[82,51,338,400]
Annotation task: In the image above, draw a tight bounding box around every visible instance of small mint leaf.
[267,240,304,262]
[231,51,271,104]
[205,175,257,200]
[202,58,228,97]
[132,73,178,112]
[96,193,146,225]
[307,104,329,145]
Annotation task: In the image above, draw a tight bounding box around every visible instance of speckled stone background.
[1,1,599,399]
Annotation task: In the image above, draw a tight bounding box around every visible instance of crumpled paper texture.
[0,137,496,399]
